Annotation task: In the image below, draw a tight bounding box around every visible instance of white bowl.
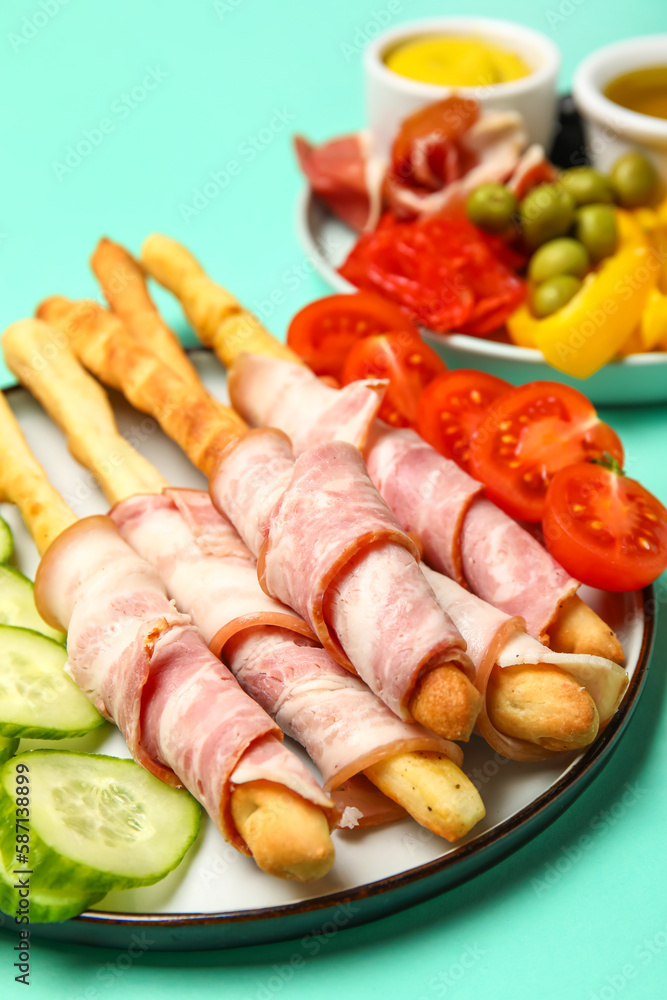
[364,17,561,157]
[572,35,667,187]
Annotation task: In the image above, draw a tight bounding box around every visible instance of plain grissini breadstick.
[35,295,483,745]
[85,253,607,756]
[6,318,484,839]
[141,233,303,367]
[91,237,202,387]
[0,349,336,881]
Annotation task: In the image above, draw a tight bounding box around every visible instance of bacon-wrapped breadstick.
[37,295,483,744]
[0,352,336,882]
[136,234,622,664]
[5,318,485,841]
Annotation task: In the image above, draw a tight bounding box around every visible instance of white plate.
[0,352,654,950]
[297,189,667,407]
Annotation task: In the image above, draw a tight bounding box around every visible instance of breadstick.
[548,593,625,664]
[35,295,482,745]
[141,233,302,367]
[0,371,336,878]
[3,319,169,505]
[8,319,484,838]
[91,237,202,387]
[0,392,76,556]
[37,297,246,478]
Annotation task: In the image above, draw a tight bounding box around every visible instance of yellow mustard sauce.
[604,66,667,121]
[384,35,531,87]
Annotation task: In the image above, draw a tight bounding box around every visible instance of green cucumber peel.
[0,625,104,739]
[0,751,201,892]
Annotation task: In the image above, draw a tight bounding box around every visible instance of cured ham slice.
[228,354,580,640]
[210,429,472,719]
[34,515,333,850]
[423,566,627,761]
[295,133,384,232]
[112,489,463,810]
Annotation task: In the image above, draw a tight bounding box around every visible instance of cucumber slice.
[0,845,104,924]
[0,626,104,739]
[0,566,66,644]
[0,737,19,765]
[0,517,12,564]
[0,751,201,891]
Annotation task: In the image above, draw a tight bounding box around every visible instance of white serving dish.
[0,353,654,950]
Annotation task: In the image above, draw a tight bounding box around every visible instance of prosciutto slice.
[112,490,463,801]
[34,515,333,850]
[228,354,580,639]
[423,566,628,761]
[210,430,472,719]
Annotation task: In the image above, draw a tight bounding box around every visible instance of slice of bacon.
[35,515,334,850]
[224,354,582,641]
[209,429,472,720]
[111,489,463,822]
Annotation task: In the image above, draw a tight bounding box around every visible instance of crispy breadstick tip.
[409,665,482,742]
[364,751,485,842]
[230,781,335,882]
[487,663,599,751]
[548,594,624,663]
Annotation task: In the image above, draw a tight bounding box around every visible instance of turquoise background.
[1,0,666,997]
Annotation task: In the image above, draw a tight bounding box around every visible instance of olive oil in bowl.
[604,66,667,121]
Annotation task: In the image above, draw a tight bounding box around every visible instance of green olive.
[528,238,590,284]
[466,183,518,233]
[532,274,582,317]
[610,151,657,208]
[560,167,614,206]
[575,204,618,262]
[519,184,576,249]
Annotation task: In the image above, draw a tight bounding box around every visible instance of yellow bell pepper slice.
[506,210,658,376]
[640,286,667,350]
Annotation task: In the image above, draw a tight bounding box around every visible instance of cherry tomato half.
[417,369,511,474]
[342,331,447,429]
[286,292,416,380]
[543,462,667,591]
[469,381,624,522]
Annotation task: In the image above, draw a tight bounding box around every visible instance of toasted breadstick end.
[409,664,483,742]
[0,388,76,556]
[2,319,168,505]
[230,780,335,881]
[37,296,247,477]
[91,237,202,387]
[141,234,302,367]
[487,663,599,751]
[364,751,485,842]
[548,594,624,664]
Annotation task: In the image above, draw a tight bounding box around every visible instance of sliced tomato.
[342,331,447,429]
[468,381,624,522]
[286,292,416,380]
[543,461,667,591]
[417,369,511,474]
